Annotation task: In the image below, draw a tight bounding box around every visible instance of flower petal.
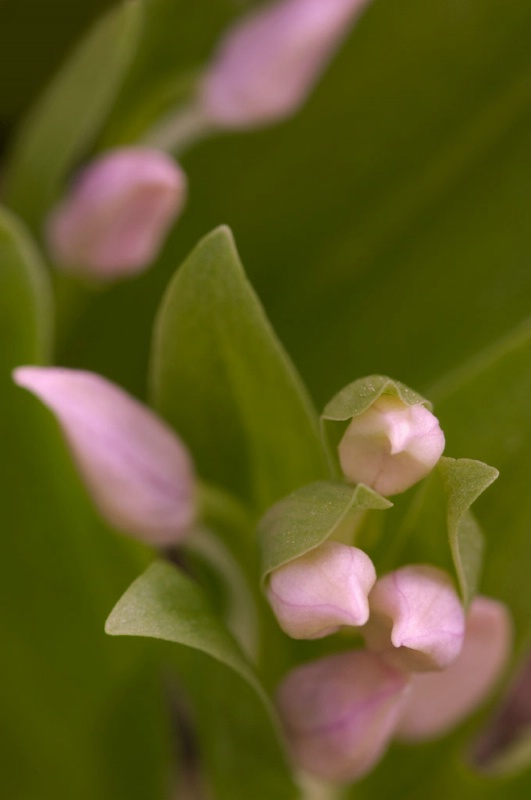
[14,367,196,545]
[277,649,410,782]
[396,596,512,741]
[267,541,376,639]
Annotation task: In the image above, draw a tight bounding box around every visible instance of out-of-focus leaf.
[106,559,298,800]
[151,225,328,511]
[0,206,52,369]
[0,214,166,797]
[259,480,391,583]
[184,525,260,661]
[0,1,117,123]
[3,0,142,231]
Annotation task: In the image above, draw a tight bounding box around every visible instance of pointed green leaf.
[323,374,431,422]
[382,457,498,605]
[106,560,260,694]
[151,226,328,511]
[106,560,298,800]
[3,0,142,231]
[0,206,53,372]
[259,480,391,583]
[438,457,499,605]
[431,319,531,643]
[321,375,430,475]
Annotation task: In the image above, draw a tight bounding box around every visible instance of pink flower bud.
[46,147,187,280]
[13,367,196,545]
[363,565,465,672]
[338,395,445,495]
[396,596,512,741]
[276,650,410,782]
[200,0,371,129]
[266,541,376,639]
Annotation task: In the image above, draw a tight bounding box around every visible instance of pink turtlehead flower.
[46,147,187,280]
[396,596,512,741]
[338,395,445,495]
[267,541,376,639]
[200,0,371,129]
[14,367,196,545]
[363,565,465,672]
[277,649,410,782]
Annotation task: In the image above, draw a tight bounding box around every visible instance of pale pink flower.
[46,147,186,280]
[14,367,196,545]
[200,0,371,128]
[277,649,410,782]
[338,395,445,495]
[267,541,376,639]
[363,565,465,672]
[396,596,512,741]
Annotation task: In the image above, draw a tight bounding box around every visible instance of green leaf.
[0,206,53,371]
[3,0,142,231]
[323,374,430,422]
[438,457,499,606]
[106,560,298,800]
[258,480,391,584]
[321,375,430,475]
[151,225,328,511]
[382,457,497,605]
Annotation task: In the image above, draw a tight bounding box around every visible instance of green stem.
[141,103,216,156]
[299,772,346,800]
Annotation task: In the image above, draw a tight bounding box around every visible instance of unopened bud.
[276,650,410,783]
[46,147,187,280]
[13,367,196,545]
[266,541,376,639]
[363,565,465,672]
[200,0,371,129]
[338,395,445,495]
[396,596,512,741]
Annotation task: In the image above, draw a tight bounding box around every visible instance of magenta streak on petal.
[289,681,405,739]
[268,585,365,625]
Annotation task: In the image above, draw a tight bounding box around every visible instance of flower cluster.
[13,363,511,786]
[265,392,511,783]
[45,0,371,281]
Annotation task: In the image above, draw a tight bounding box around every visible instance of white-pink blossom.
[277,649,410,782]
[396,596,512,741]
[267,541,376,639]
[363,565,465,672]
[338,395,445,495]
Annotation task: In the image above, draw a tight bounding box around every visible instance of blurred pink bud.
[200,0,371,129]
[338,395,445,495]
[267,541,376,639]
[396,596,512,741]
[277,650,410,782]
[46,147,187,280]
[363,565,465,672]
[13,367,196,545]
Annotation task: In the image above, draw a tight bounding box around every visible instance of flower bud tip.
[46,147,187,281]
